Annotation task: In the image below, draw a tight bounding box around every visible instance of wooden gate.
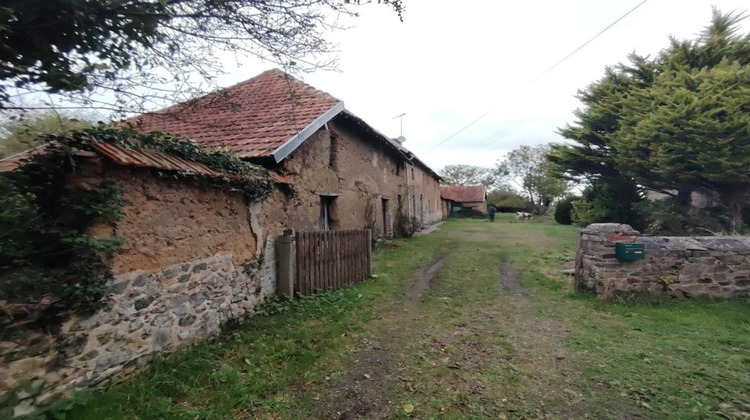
[294,230,372,296]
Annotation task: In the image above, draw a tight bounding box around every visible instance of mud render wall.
[1,120,444,415]
[0,164,273,416]
[576,223,750,299]
[257,119,443,240]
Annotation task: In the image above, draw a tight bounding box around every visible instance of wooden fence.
[293,230,372,296]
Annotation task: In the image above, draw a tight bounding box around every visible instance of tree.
[553,195,576,225]
[487,188,529,213]
[571,180,643,229]
[550,10,750,232]
[0,111,95,158]
[438,164,503,188]
[498,145,568,214]
[0,0,403,115]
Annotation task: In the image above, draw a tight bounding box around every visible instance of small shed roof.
[440,185,487,203]
[0,141,289,183]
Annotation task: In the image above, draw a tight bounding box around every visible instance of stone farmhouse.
[0,69,442,412]
[132,69,443,235]
[440,185,488,216]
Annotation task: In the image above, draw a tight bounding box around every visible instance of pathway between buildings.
[294,219,644,419]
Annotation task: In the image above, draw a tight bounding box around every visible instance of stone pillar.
[277,230,296,298]
[575,223,640,296]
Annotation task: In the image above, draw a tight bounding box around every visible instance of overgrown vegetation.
[0,126,275,332]
[0,142,122,331]
[115,125,275,199]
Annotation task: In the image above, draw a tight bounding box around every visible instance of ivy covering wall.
[0,126,275,332]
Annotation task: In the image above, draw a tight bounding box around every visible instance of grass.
[34,214,750,419]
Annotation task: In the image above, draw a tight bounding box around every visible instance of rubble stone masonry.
[576,223,750,299]
[0,168,267,417]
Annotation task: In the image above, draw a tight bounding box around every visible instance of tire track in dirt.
[405,254,448,302]
[500,259,523,294]
[304,253,449,419]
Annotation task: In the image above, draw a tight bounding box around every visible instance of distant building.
[440,185,488,216]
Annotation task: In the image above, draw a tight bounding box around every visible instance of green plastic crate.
[615,242,645,261]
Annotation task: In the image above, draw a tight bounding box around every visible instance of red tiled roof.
[0,145,49,172]
[440,185,487,203]
[90,142,234,179]
[127,69,341,161]
[0,141,291,184]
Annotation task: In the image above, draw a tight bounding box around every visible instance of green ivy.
[99,124,276,199]
[0,126,275,332]
[0,142,122,331]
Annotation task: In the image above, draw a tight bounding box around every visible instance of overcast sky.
[171,1,749,171]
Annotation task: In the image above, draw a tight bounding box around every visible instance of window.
[420,194,424,223]
[319,196,336,231]
[381,198,389,235]
[411,167,414,180]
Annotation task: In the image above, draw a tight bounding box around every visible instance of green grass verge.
[33,216,750,419]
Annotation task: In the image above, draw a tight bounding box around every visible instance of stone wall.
[406,162,443,227]
[0,115,444,416]
[258,119,441,239]
[0,168,267,417]
[576,223,750,299]
[1,253,263,417]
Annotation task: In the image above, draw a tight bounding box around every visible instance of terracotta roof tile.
[0,145,49,172]
[440,185,487,203]
[128,69,341,160]
[0,142,292,184]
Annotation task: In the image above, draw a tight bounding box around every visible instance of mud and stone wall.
[259,120,419,239]
[0,115,444,416]
[406,163,443,226]
[0,168,267,417]
[576,223,750,299]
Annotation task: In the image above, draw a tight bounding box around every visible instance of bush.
[554,196,576,225]
[396,214,421,238]
[572,180,643,230]
[450,208,487,219]
[487,189,530,213]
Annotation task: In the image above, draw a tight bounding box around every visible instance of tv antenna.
[392,112,406,137]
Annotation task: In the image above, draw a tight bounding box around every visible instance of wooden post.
[277,229,296,298]
[366,229,372,277]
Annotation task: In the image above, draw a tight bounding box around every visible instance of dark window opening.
[420,194,424,223]
[329,133,339,170]
[319,196,336,231]
[381,198,389,236]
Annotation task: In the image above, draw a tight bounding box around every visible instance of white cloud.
[163,0,750,171]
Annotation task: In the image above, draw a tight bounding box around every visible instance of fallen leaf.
[364,373,371,379]
[446,362,461,369]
